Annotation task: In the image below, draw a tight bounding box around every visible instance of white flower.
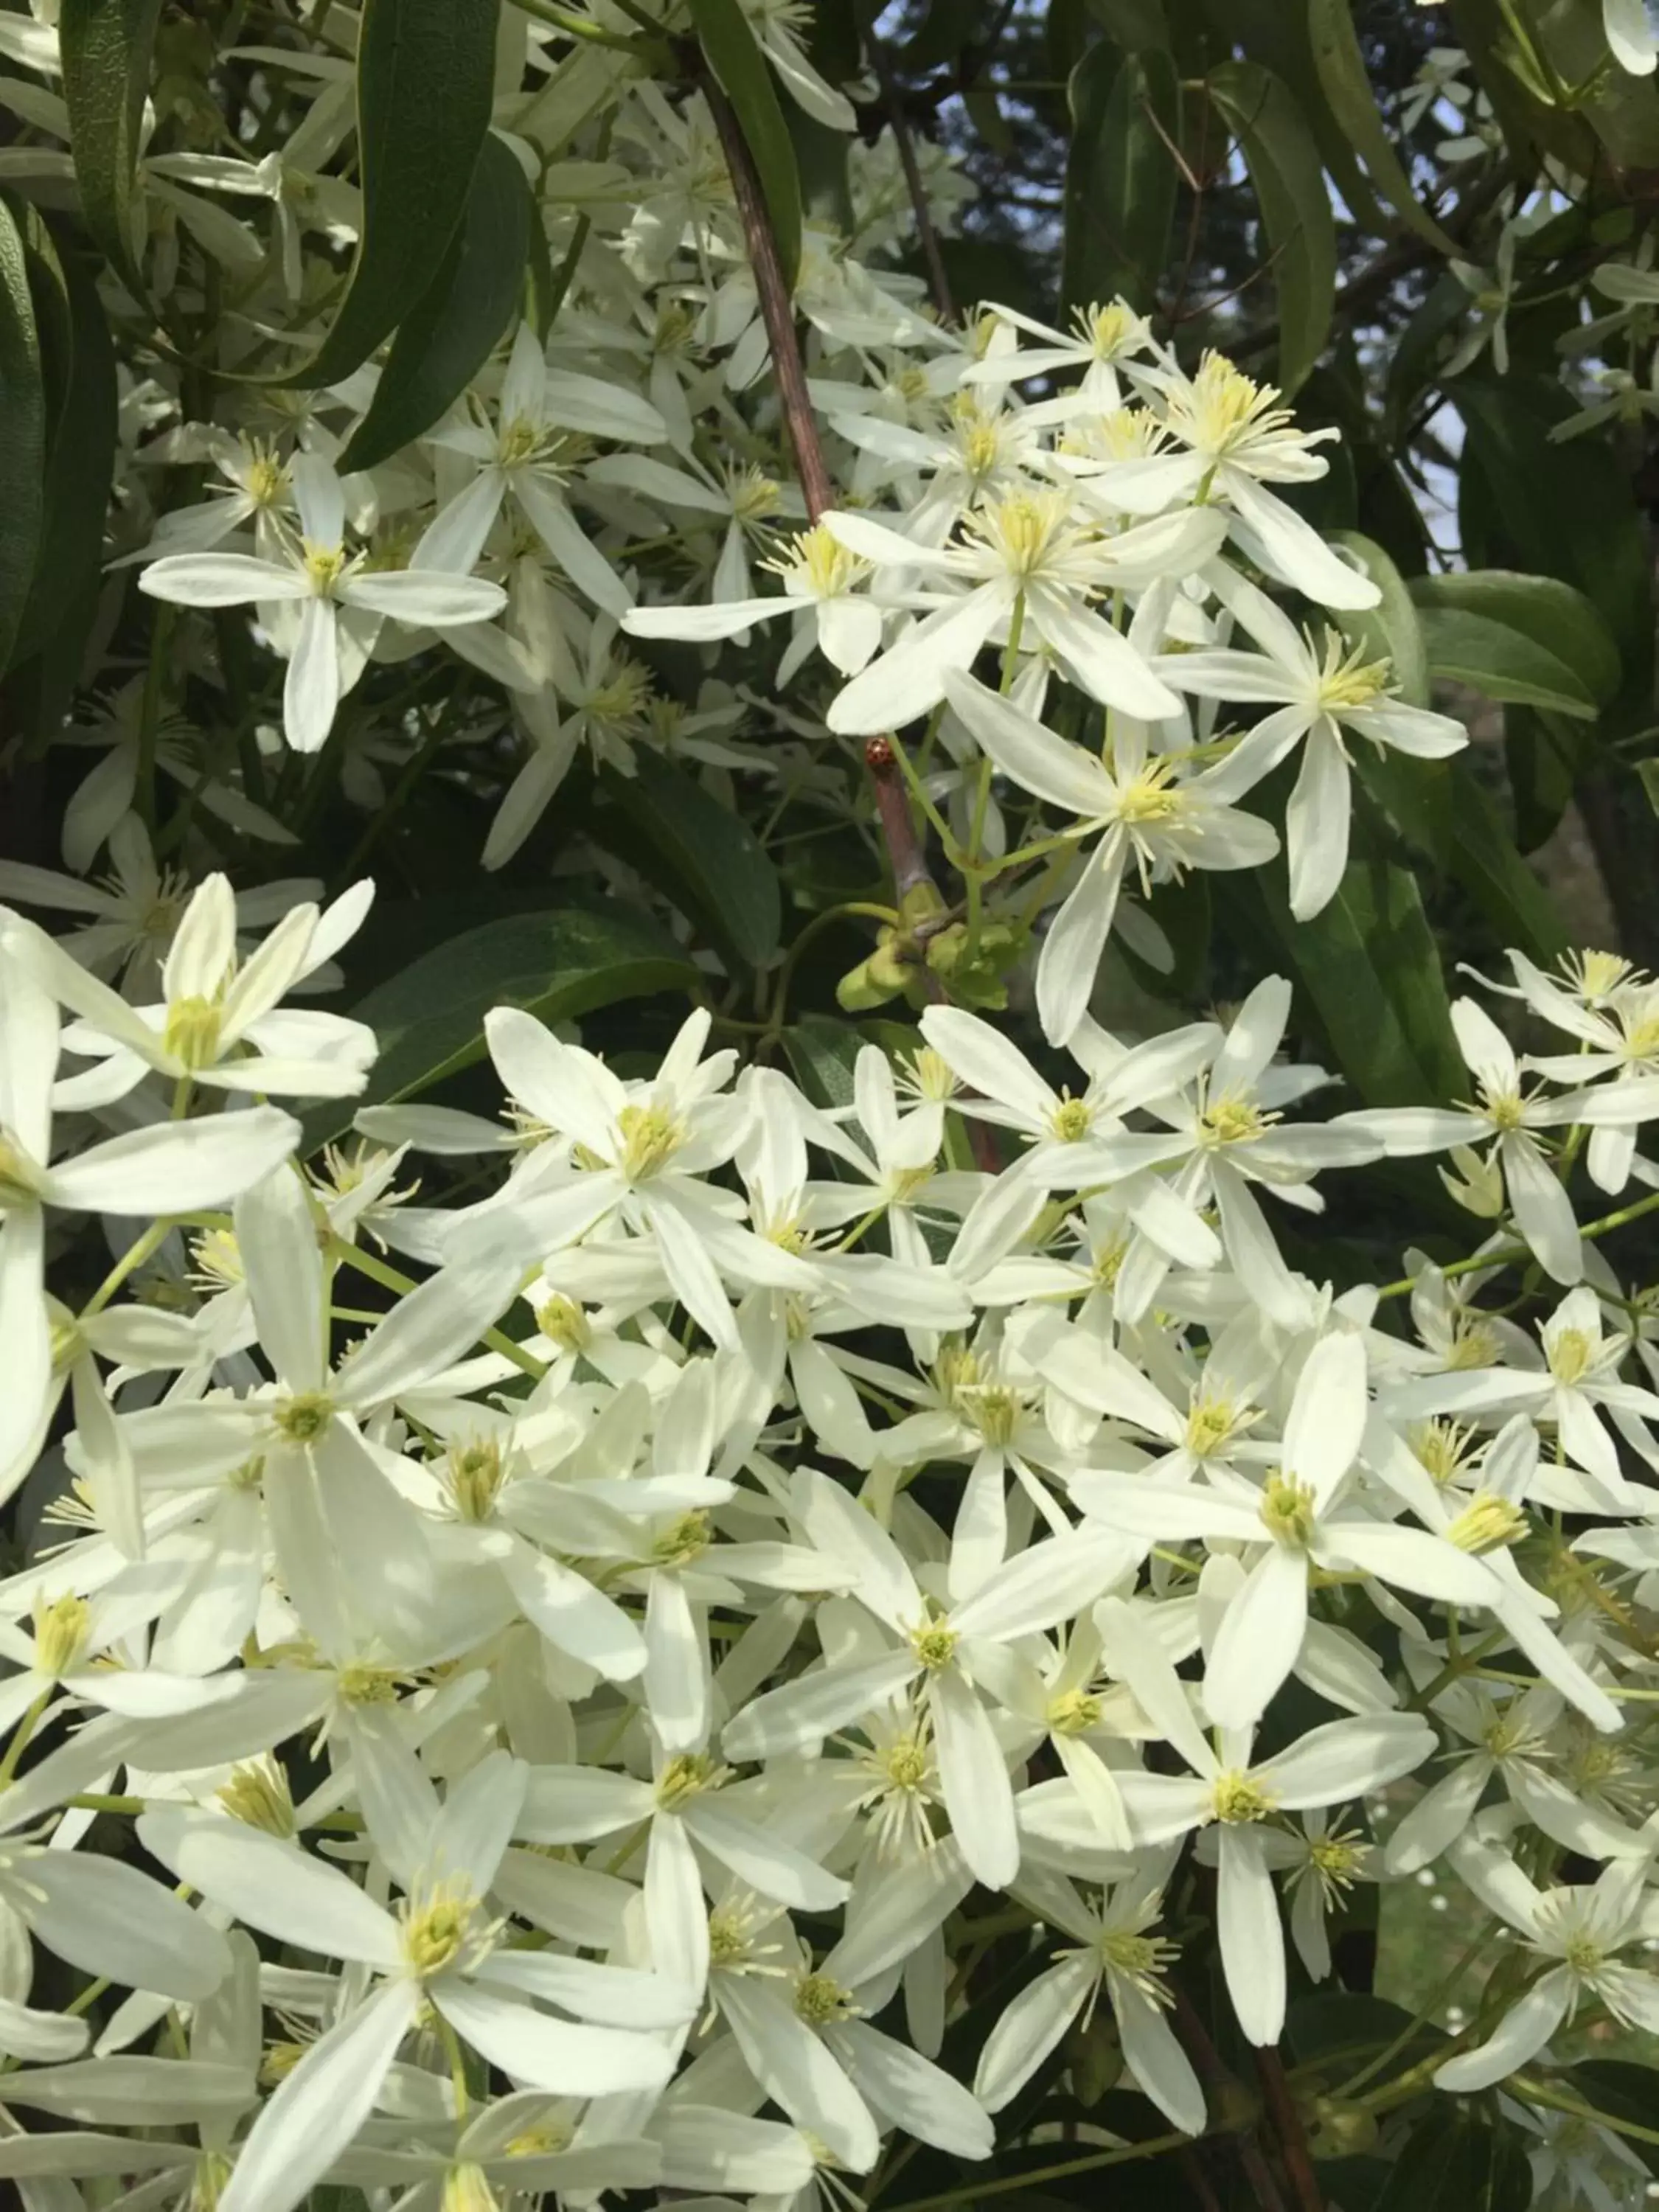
[138,456,507,753]
[942,667,1279,1043]
[1172,566,1467,919]
[821,493,1220,735]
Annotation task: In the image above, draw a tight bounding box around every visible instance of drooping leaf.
[1243,820,1464,1107]
[282,0,502,391]
[308,908,700,1149]
[1455,375,1653,711]
[1203,0,1387,232]
[1506,706,1593,852]
[1207,60,1335,394]
[1413,607,1602,718]
[1063,44,1180,311]
[1447,762,1571,963]
[1373,2101,1535,2212]
[1570,2061,1659,2178]
[1411,570,1621,710]
[338,134,532,473]
[10,226,116,683]
[58,0,164,300]
[784,1015,866,1112]
[1083,0,1169,49]
[0,193,44,678]
[689,0,804,290]
[1307,0,1459,254]
[601,754,784,974]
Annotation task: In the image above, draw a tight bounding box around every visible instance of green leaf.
[1203,0,1388,234]
[0,194,44,678]
[1506,706,1591,852]
[58,0,163,300]
[783,1015,866,1111]
[1245,823,1464,1107]
[602,754,784,973]
[1062,45,1179,311]
[689,0,804,291]
[1454,376,1652,711]
[282,0,502,391]
[1284,1992,1446,2077]
[1208,62,1335,394]
[1638,757,1659,819]
[1410,570,1621,710]
[1331,531,1429,706]
[310,908,698,1148]
[1413,606,1601,718]
[1569,2061,1659,2177]
[1447,762,1571,962]
[338,135,532,473]
[10,227,116,679]
[1307,0,1459,255]
[1082,0,1169,50]
[1374,2102,1534,2212]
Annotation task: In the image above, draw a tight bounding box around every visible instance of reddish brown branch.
[704,79,836,523]
[869,41,957,324]
[1255,2047,1326,2212]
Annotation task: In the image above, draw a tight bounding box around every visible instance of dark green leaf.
[10,230,116,680]
[309,907,699,1149]
[1569,2061,1659,2177]
[1447,763,1571,963]
[1374,2101,1534,2212]
[1638,757,1659,819]
[1454,377,1652,712]
[1245,821,1464,1107]
[783,1015,866,1111]
[1284,1991,1446,2077]
[1083,0,1169,51]
[1201,0,1387,233]
[283,0,502,390]
[1063,45,1179,310]
[1308,0,1458,254]
[602,754,783,973]
[58,0,163,300]
[1506,706,1590,853]
[689,0,804,290]
[900,0,998,71]
[1414,606,1600,718]
[1410,570,1621,710]
[1208,62,1335,394]
[338,135,532,473]
[0,193,44,677]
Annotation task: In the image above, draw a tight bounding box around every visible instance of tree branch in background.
[869,35,958,323]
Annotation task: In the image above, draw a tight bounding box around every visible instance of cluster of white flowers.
[4,1,1659,2206]
[3,856,1659,2208]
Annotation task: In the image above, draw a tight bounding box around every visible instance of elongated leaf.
[0,194,44,676]
[1083,0,1168,47]
[1064,45,1179,310]
[1374,2103,1534,2212]
[689,0,804,290]
[338,135,532,473]
[1308,0,1458,254]
[10,227,116,680]
[1455,376,1652,709]
[1208,61,1334,394]
[601,754,783,974]
[283,0,501,391]
[1447,762,1571,962]
[1411,570,1621,709]
[58,0,162,299]
[1414,605,1601,717]
[1202,0,1387,232]
[1506,705,1590,852]
[784,1015,866,1112]
[309,908,699,1149]
[1245,824,1463,1107]
[1570,2062,1659,2179]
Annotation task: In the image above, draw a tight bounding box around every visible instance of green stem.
[1373,1187,1659,1301]
[875,2132,1198,2211]
[327,1238,544,1381]
[134,606,175,831]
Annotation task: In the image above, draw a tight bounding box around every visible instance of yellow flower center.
[1168,351,1293,456]
[1197,1091,1275,1147]
[656,1751,727,1809]
[652,1509,712,1568]
[35,1593,91,1677]
[1259,1470,1318,1548]
[615,1102,684,1180]
[535,1293,590,1352]
[1210,1770,1276,1823]
[762,523,866,599]
[403,1885,479,1978]
[217,1758,296,1837]
[794,1970,858,2025]
[446,1438,504,1523]
[1312,628,1393,713]
[910,1616,959,1672]
[1548,1327,1596,1385]
[1049,1093,1093,1143]
[302,542,348,595]
[0,1133,43,1208]
[164,993,224,1071]
[1048,1687,1102,1736]
[273,1391,334,1444]
[1444,1492,1528,1554]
